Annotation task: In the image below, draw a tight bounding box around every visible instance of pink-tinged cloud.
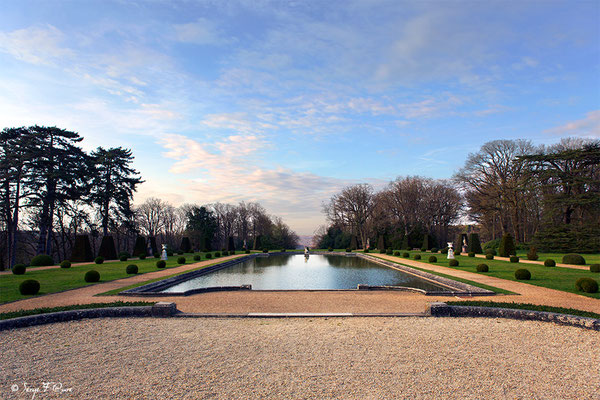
[545,110,600,138]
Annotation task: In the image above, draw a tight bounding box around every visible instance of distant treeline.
[316,138,600,253]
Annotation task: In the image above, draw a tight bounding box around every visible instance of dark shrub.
[393,251,400,256]
[590,264,600,273]
[420,247,427,252]
[180,237,192,253]
[400,235,410,250]
[280,249,286,253]
[133,236,147,258]
[19,279,40,295]
[60,260,71,269]
[498,234,516,257]
[126,264,138,274]
[485,248,497,256]
[364,248,370,253]
[177,250,184,255]
[193,255,202,261]
[467,233,483,254]
[510,256,520,263]
[345,248,351,252]
[386,248,393,255]
[430,248,438,253]
[328,247,333,252]
[476,264,489,272]
[544,259,556,267]
[94,256,104,264]
[454,250,461,256]
[12,264,26,275]
[154,253,160,258]
[205,253,213,259]
[440,248,448,254]
[515,269,531,280]
[402,252,409,257]
[486,254,494,260]
[215,251,222,257]
[413,254,421,260]
[30,254,54,267]
[449,259,459,267]
[527,247,539,261]
[119,255,128,262]
[262,249,268,253]
[227,236,235,252]
[177,256,186,264]
[167,250,174,257]
[482,238,500,252]
[468,252,475,257]
[138,254,146,260]
[148,236,158,256]
[421,233,433,251]
[380,249,386,254]
[428,256,437,263]
[156,260,166,268]
[98,235,117,260]
[71,235,94,262]
[118,251,131,259]
[575,278,598,293]
[254,235,263,250]
[562,254,586,265]
[84,270,100,282]
[245,249,250,254]
[222,250,229,256]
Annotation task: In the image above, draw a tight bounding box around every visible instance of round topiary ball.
[544,259,556,267]
[562,254,586,265]
[476,264,489,272]
[94,256,104,265]
[440,248,448,254]
[205,253,213,259]
[575,278,599,293]
[515,269,531,280]
[510,256,520,263]
[245,249,250,254]
[60,260,71,269]
[19,279,40,295]
[449,259,459,267]
[328,247,333,252]
[402,252,409,258]
[84,270,100,282]
[262,249,268,253]
[177,250,184,255]
[223,250,229,256]
[119,255,128,262]
[167,251,174,257]
[393,251,400,256]
[468,252,475,257]
[154,253,160,258]
[454,251,461,256]
[193,255,202,261]
[12,264,26,275]
[485,249,497,256]
[413,254,421,260]
[177,256,186,264]
[428,256,437,263]
[30,254,54,267]
[345,248,351,252]
[431,248,438,253]
[138,254,147,260]
[126,264,138,274]
[590,264,600,273]
[156,260,166,268]
[486,254,494,260]
[215,252,221,257]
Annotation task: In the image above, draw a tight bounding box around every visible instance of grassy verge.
[514,251,600,265]
[0,252,243,304]
[378,251,600,299]
[446,300,600,319]
[0,301,156,320]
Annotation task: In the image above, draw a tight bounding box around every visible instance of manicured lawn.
[514,251,600,265]
[379,251,600,299]
[0,252,240,304]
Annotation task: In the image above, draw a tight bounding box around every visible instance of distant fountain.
[447,242,454,260]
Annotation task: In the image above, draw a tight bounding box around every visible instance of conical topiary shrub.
[70,235,94,262]
[422,234,434,251]
[350,235,358,250]
[253,235,262,250]
[377,236,385,251]
[401,235,410,250]
[133,236,147,258]
[180,237,192,253]
[98,235,117,260]
[467,233,482,254]
[227,236,235,252]
[148,236,158,255]
[498,233,516,257]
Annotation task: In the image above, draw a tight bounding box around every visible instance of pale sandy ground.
[1,317,599,399]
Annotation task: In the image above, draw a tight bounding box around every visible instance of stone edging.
[0,302,177,332]
[428,302,600,331]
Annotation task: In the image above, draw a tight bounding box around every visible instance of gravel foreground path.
[1,317,599,399]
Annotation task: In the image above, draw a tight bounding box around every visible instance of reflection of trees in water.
[253,255,293,268]
[324,255,369,269]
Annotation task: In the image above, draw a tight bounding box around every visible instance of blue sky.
[1,0,598,235]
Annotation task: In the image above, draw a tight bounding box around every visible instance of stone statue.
[447,242,454,260]
[161,244,168,261]
[462,237,468,253]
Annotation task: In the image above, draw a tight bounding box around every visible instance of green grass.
[514,251,600,265]
[379,251,600,299]
[0,301,155,320]
[0,252,242,304]
[446,300,600,319]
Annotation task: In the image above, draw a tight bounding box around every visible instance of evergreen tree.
[98,235,117,260]
[227,236,235,251]
[186,206,218,251]
[498,233,516,257]
[133,236,147,257]
[350,235,358,250]
[377,235,385,251]
[88,147,143,236]
[467,233,483,254]
[401,235,410,250]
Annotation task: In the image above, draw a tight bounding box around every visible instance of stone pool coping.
[119,251,494,297]
[2,301,598,331]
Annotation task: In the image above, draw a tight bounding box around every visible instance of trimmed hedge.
[156,260,166,268]
[30,254,54,267]
[468,252,475,257]
[393,251,400,256]
[449,259,459,267]
[98,235,117,260]
[12,264,26,275]
[19,279,40,295]
[193,255,202,261]
[485,248,497,256]
[575,278,598,293]
[498,234,515,257]
[84,270,100,283]
[71,235,94,262]
[430,248,438,253]
[126,264,138,274]
[119,255,128,262]
[476,264,489,272]
[562,254,586,265]
[413,254,421,260]
[94,256,104,265]
[60,260,71,269]
[486,254,494,260]
[510,256,520,263]
[515,269,531,280]
[526,247,539,261]
[177,256,186,264]
[428,256,437,263]
[138,254,146,260]
[544,259,556,267]
[402,252,409,258]
[590,264,600,273]
[205,253,213,259]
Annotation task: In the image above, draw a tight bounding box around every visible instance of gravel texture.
[1,317,599,399]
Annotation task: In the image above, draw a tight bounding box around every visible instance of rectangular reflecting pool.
[160,254,452,292]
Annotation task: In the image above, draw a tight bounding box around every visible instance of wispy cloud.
[545,110,600,138]
[0,25,73,65]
